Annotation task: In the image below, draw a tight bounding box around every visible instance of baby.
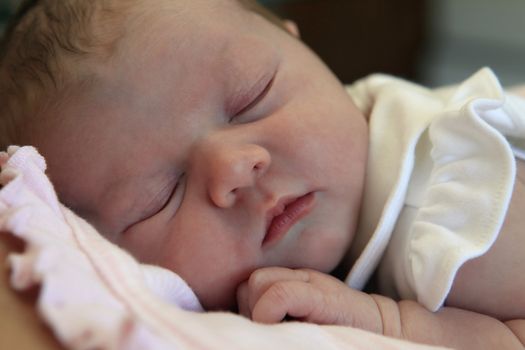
[0,0,524,349]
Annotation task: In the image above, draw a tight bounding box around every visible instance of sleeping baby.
[0,0,524,348]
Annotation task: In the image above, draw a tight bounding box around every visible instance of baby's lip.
[262,192,315,247]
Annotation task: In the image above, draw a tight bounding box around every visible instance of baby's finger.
[236,281,251,318]
[251,280,323,324]
[245,267,310,314]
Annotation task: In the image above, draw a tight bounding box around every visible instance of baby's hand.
[236,267,386,332]
[237,268,525,349]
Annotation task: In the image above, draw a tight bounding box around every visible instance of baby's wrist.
[370,294,403,338]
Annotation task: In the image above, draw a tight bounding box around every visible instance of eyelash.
[138,173,184,223]
[229,75,275,122]
[157,179,180,213]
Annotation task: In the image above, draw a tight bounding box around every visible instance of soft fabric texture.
[0,146,447,350]
[345,68,525,311]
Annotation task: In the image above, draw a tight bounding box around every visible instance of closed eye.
[233,76,274,118]
[134,173,184,225]
[153,180,179,215]
[227,67,277,124]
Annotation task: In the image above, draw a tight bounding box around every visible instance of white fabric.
[344,68,525,311]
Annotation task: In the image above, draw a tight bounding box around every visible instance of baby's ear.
[283,20,300,38]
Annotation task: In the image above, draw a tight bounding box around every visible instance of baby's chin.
[191,272,251,312]
[198,286,239,312]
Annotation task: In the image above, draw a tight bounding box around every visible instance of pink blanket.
[0,146,448,350]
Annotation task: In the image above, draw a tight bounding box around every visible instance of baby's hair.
[0,0,137,150]
[237,0,286,29]
[0,0,284,151]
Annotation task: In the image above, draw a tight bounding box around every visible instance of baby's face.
[34,0,368,309]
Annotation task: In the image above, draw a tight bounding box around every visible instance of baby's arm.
[237,267,524,349]
[511,86,525,98]
[446,159,525,320]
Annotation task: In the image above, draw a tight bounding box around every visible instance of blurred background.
[261,0,525,87]
[1,0,524,87]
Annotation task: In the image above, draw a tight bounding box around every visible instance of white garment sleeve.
[378,69,525,310]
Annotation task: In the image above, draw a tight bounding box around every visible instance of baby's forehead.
[119,0,280,44]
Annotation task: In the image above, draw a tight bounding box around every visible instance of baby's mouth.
[262,192,315,247]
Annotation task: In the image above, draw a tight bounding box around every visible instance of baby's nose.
[205,143,271,208]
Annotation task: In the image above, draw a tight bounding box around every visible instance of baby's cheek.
[181,261,257,311]
[158,226,260,311]
[116,226,164,265]
[296,226,353,273]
